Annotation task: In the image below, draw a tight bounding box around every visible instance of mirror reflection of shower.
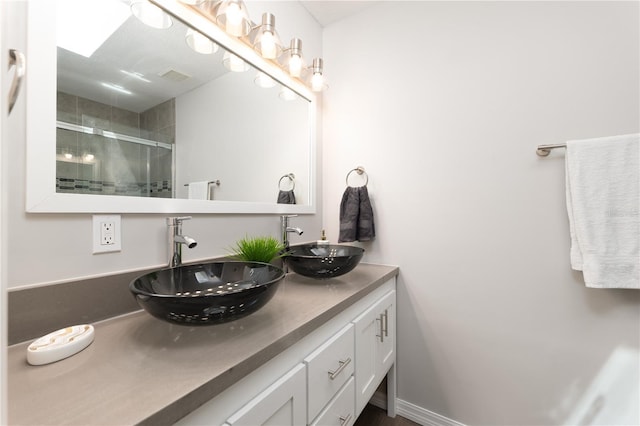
[56,98,174,198]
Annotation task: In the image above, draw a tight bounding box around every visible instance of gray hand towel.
[277,190,296,204]
[339,186,375,242]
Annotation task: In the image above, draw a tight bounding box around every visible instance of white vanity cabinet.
[176,278,396,426]
[353,290,396,417]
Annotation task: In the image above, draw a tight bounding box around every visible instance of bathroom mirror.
[26,0,316,214]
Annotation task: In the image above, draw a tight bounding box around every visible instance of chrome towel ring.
[346,166,368,187]
[279,173,295,191]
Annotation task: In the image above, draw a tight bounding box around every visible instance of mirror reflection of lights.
[223,51,250,72]
[101,82,133,95]
[185,28,219,54]
[279,86,297,101]
[131,0,173,29]
[254,72,276,88]
[120,70,151,83]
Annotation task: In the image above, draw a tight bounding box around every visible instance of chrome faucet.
[167,216,197,268]
[281,215,304,249]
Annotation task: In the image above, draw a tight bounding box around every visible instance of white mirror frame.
[25,0,316,214]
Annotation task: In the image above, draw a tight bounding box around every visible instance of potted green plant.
[228,235,289,264]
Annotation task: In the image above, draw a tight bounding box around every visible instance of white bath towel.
[565,134,639,289]
[187,181,209,200]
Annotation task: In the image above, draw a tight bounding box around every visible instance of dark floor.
[354,404,420,426]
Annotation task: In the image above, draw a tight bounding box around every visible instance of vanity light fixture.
[188,0,328,93]
[309,58,328,92]
[251,13,283,60]
[223,51,250,72]
[215,0,252,37]
[131,0,173,29]
[185,28,220,54]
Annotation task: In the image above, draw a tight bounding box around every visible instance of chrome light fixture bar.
[185,0,327,92]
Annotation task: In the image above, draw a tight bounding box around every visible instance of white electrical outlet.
[101,222,115,245]
[93,215,121,254]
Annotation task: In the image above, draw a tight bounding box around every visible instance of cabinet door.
[353,290,396,416]
[226,363,306,426]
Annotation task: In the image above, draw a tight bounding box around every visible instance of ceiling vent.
[159,69,191,82]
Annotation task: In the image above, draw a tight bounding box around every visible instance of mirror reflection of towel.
[339,186,375,242]
[277,190,296,204]
[188,181,209,200]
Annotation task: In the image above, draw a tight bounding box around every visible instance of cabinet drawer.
[305,324,355,422]
[310,377,355,426]
[225,363,306,426]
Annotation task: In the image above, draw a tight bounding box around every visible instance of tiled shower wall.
[56,92,174,197]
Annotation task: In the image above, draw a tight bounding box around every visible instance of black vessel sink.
[286,244,364,279]
[130,261,284,325]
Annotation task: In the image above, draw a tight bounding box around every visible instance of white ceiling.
[299,1,375,27]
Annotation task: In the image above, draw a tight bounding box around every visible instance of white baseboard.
[369,391,466,426]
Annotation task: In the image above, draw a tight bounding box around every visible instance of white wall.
[6,1,323,289]
[323,2,640,425]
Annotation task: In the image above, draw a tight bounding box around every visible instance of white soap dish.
[27,324,95,366]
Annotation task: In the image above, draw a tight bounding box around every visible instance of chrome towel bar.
[536,143,566,157]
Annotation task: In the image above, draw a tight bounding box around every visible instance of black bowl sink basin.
[286,244,364,279]
[130,261,284,325]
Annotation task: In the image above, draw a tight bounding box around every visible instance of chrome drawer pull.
[328,357,351,380]
[339,413,353,425]
[383,309,389,337]
[376,313,385,342]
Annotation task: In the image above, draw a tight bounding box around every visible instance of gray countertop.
[8,263,398,426]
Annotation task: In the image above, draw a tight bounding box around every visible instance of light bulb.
[225,2,243,36]
[311,72,324,92]
[84,154,95,161]
[64,153,73,159]
[288,54,302,77]
[260,31,277,59]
